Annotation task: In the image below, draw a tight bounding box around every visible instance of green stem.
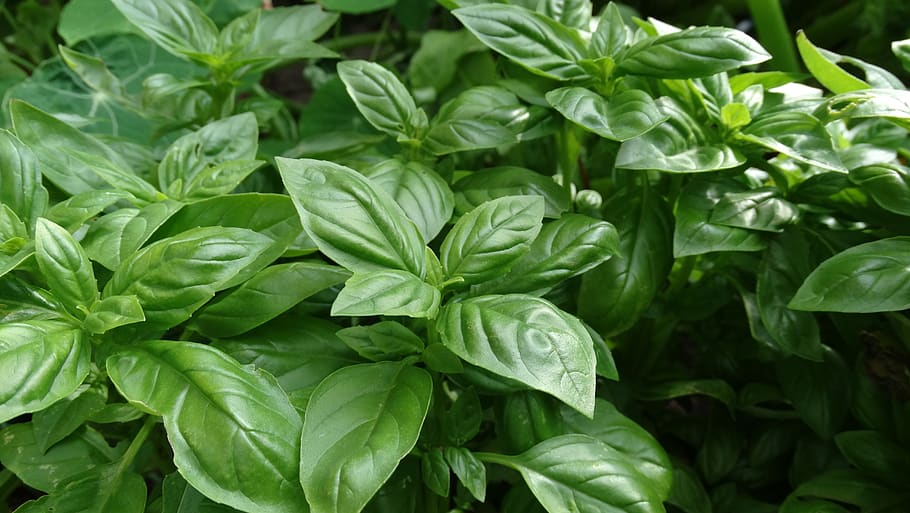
[473,451,513,467]
[666,255,697,296]
[746,0,799,72]
[118,416,157,472]
[557,121,580,202]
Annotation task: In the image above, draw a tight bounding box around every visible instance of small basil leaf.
[673,177,767,257]
[814,89,910,125]
[35,218,98,318]
[438,294,596,416]
[332,270,441,319]
[45,191,133,233]
[83,295,145,334]
[539,0,591,29]
[32,380,108,453]
[545,87,666,141]
[300,362,432,513]
[453,166,569,218]
[796,30,869,94]
[13,463,146,513]
[0,129,48,232]
[421,449,450,497]
[590,2,629,57]
[440,196,545,285]
[337,60,423,139]
[423,119,518,155]
[337,321,425,361]
[637,379,737,410]
[502,391,565,453]
[82,200,183,270]
[431,85,557,142]
[443,447,486,502]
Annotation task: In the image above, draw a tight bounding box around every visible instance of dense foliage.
[1,0,910,512]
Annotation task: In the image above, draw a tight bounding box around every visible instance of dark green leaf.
[35,218,98,318]
[320,0,395,14]
[107,341,304,513]
[453,166,570,219]
[637,379,737,409]
[421,449,450,497]
[409,30,485,93]
[502,391,565,453]
[430,85,557,143]
[337,60,423,139]
[738,111,845,172]
[667,464,712,513]
[441,196,545,285]
[783,469,907,512]
[0,129,47,231]
[13,463,146,513]
[849,163,910,215]
[835,430,910,487]
[444,447,486,502]
[332,270,441,318]
[32,380,108,453]
[709,188,799,232]
[438,294,596,416]
[546,87,666,141]
[300,362,432,513]
[775,347,849,439]
[276,158,426,277]
[673,177,767,257]
[337,321,424,361]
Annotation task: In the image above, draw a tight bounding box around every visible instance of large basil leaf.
[617,26,770,79]
[577,187,672,336]
[790,237,910,312]
[709,188,799,232]
[104,227,273,331]
[107,341,305,513]
[332,270,441,318]
[453,4,588,80]
[440,196,545,285]
[673,177,767,257]
[453,166,570,218]
[438,294,596,416]
[276,158,426,277]
[35,218,98,318]
[337,321,424,362]
[0,130,47,231]
[111,0,218,60]
[0,321,89,424]
[737,111,845,172]
[423,119,517,155]
[849,163,910,216]
[430,86,556,144]
[14,463,146,513]
[337,60,424,139]
[32,380,108,452]
[300,362,432,513]
[545,87,666,141]
[775,347,849,439]
[193,261,350,338]
[362,159,454,243]
[82,200,183,270]
[481,435,664,513]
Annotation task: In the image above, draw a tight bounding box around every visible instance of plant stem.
[557,121,580,203]
[746,0,800,72]
[118,416,157,472]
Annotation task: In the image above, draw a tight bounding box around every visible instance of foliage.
[2,1,910,513]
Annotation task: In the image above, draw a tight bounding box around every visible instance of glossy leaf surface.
[546,88,665,141]
[332,270,441,318]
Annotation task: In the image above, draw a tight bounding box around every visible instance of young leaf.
[814,89,910,125]
[775,347,849,439]
[440,196,545,286]
[796,31,869,94]
[337,60,423,139]
[444,447,486,502]
[617,26,771,79]
[276,158,427,278]
[673,177,767,257]
[0,321,89,424]
[82,200,183,270]
[482,435,664,513]
[35,218,98,318]
[453,4,589,80]
[790,237,910,312]
[438,294,596,416]
[300,361,432,513]
[111,0,218,60]
[83,295,145,334]
[421,449,450,497]
[337,321,425,361]
[332,270,441,318]
[103,227,274,331]
[107,341,305,513]
[58,46,127,98]
[545,87,666,141]
[0,129,48,231]
[234,5,339,70]
[591,2,629,57]
[423,119,518,155]
[539,0,592,29]
[45,190,134,233]
[453,166,570,218]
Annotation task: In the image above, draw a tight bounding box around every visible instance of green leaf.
[453,166,570,219]
[438,294,596,416]
[82,200,182,271]
[444,447,486,502]
[616,98,745,173]
[63,147,161,204]
[430,85,557,143]
[591,2,629,57]
[103,227,274,331]
[320,0,395,13]
[0,129,48,231]
[578,187,673,336]
[834,431,910,487]
[107,341,305,513]
[673,177,767,257]
[775,347,849,439]
[737,111,845,172]
[667,464,712,513]
[276,158,426,277]
[32,380,108,453]
[409,30,485,93]
[546,87,666,141]
[58,0,139,45]
[421,449,450,497]
[14,463,146,513]
[637,379,737,409]
[58,46,126,98]
[362,159,454,243]
[796,30,869,94]
[850,163,910,215]
[720,102,751,129]
[483,434,664,513]
[441,196,545,285]
[539,0,591,29]
[111,0,218,60]
[756,231,822,360]
[453,4,589,80]
[300,362,432,513]
[709,188,800,232]
[561,399,673,500]
[0,321,89,424]
[83,295,145,334]
[332,270,441,318]
[337,321,425,361]
[617,26,770,78]
[477,213,619,295]
[790,237,910,312]
[783,469,908,512]
[45,190,133,232]
[337,60,422,139]
[35,218,98,318]
[423,119,518,155]
[814,89,910,125]
[193,262,349,338]
[213,317,360,396]
[894,38,910,72]
[502,391,565,453]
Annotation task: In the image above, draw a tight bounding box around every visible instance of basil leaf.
[438,294,596,416]
[814,89,910,125]
[337,60,424,139]
[849,163,910,215]
[775,347,849,439]
[834,431,910,488]
[104,226,274,331]
[111,0,218,61]
[83,295,145,334]
[546,87,666,141]
[332,270,441,318]
[107,341,305,513]
[276,157,427,278]
[423,119,518,155]
[225,6,338,73]
[63,148,161,205]
[32,380,108,453]
[431,85,556,143]
[0,321,89,424]
[300,362,432,513]
[82,200,183,270]
[0,129,48,231]
[192,261,349,338]
[421,449,450,497]
[13,463,146,513]
[453,4,589,80]
[796,30,869,94]
[35,218,98,318]
[738,111,845,172]
[363,159,454,243]
[539,0,591,29]
[709,188,800,232]
[444,447,486,502]
[502,391,565,453]
[45,190,133,233]
[441,196,545,285]
[453,166,570,219]
[617,26,770,78]
[337,321,425,361]
[591,2,630,58]
[790,236,910,312]
[483,434,664,513]
[673,177,767,257]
